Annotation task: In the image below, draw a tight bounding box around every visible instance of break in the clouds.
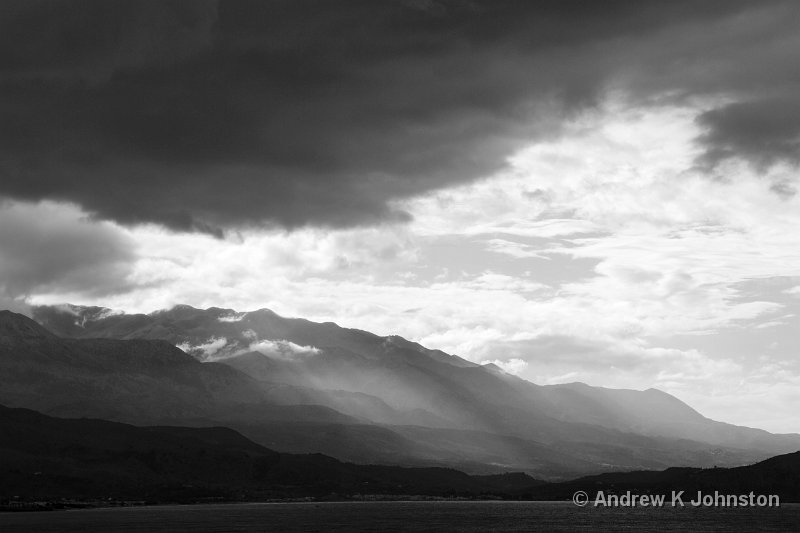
[2,1,800,232]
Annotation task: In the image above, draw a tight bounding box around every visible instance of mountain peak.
[151,304,201,316]
[0,310,58,341]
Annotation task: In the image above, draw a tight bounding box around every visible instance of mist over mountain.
[7,304,793,480]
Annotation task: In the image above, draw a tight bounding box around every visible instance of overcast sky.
[2,0,800,433]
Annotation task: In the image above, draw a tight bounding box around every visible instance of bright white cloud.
[482,358,529,376]
[248,339,321,359]
[177,337,229,360]
[784,286,800,296]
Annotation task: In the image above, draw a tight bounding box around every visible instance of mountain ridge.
[29,305,800,450]
[34,302,794,446]
[2,306,797,479]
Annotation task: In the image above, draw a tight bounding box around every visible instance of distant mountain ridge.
[33,304,800,448]
[0,306,796,479]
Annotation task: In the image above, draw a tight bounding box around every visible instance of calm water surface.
[1,501,798,532]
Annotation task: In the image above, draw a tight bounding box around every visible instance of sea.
[1,501,798,532]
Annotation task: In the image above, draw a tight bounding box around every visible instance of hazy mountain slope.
[34,305,472,428]
[35,305,551,432]
[0,310,348,425]
[33,304,800,456]
[490,376,800,453]
[531,382,800,451]
[7,309,743,479]
[30,305,727,465]
[4,306,788,478]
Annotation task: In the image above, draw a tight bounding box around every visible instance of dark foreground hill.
[0,405,541,503]
[523,451,800,503]
[2,405,797,506]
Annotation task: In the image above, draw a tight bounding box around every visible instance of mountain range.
[0,304,790,481]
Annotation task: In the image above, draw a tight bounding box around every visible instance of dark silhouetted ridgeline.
[0,405,542,505]
[521,451,800,502]
[1,403,798,508]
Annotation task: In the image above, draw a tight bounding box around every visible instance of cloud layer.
[2,1,798,232]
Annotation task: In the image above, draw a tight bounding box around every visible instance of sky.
[1,0,800,432]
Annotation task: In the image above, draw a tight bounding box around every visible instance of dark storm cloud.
[0,201,137,300]
[0,0,795,233]
[697,96,800,170]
